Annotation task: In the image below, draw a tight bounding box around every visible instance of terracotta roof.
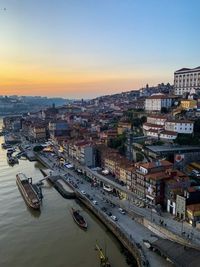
[148,115,167,119]
[160,130,177,136]
[166,119,193,124]
[146,171,170,181]
[147,129,160,133]
[147,94,173,99]
[187,203,200,212]
[143,122,163,128]
[137,160,173,170]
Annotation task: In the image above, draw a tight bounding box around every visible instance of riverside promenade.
[36,152,173,267]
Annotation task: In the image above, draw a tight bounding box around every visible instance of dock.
[47,175,76,199]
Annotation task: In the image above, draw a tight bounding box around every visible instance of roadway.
[37,151,174,267]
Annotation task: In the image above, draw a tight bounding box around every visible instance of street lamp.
[181,219,184,234]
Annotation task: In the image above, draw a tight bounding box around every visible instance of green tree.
[161,107,168,114]
[136,152,144,162]
[174,134,200,145]
[33,145,43,152]
[194,119,200,133]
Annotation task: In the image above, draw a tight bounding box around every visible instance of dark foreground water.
[0,120,131,267]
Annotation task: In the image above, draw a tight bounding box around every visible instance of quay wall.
[35,153,200,252]
[76,192,147,267]
[35,154,50,168]
[35,154,147,266]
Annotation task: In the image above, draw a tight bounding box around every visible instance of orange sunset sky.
[0,0,199,99]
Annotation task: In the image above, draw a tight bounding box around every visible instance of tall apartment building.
[174,66,200,95]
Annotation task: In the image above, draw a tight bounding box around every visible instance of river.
[0,119,132,267]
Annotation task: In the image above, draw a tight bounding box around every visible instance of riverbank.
[36,152,173,267]
[0,136,131,267]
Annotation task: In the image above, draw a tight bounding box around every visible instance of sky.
[0,0,200,99]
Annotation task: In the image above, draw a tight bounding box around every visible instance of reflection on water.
[0,119,132,267]
[26,207,41,218]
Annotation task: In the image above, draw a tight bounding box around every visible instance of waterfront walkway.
[36,152,173,267]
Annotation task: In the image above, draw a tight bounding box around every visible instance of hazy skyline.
[0,0,200,98]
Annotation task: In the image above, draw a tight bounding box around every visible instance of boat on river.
[16,173,41,210]
[7,154,19,165]
[95,241,111,267]
[71,208,87,229]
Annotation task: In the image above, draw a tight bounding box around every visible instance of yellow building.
[186,203,200,226]
[104,157,116,174]
[117,122,132,135]
[181,99,197,110]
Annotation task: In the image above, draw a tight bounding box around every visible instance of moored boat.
[7,156,18,165]
[95,242,111,267]
[16,173,41,210]
[71,208,87,229]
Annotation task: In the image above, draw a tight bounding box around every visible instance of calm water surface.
[0,119,131,267]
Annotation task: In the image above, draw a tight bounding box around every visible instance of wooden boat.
[95,241,111,267]
[16,173,41,210]
[71,208,87,229]
[7,156,18,165]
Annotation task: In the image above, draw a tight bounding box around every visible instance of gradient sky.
[0,0,200,99]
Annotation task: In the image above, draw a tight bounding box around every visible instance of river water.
[0,119,131,267]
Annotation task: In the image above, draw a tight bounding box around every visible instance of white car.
[81,190,86,195]
[111,215,118,221]
[118,208,126,215]
[92,200,98,205]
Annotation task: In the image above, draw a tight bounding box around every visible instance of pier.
[40,171,76,199]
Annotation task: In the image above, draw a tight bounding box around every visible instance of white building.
[146,115,167,126]
[174,66,200,95]
[165,120,194,134]
[145,93,173,112]
[144,128,177,140]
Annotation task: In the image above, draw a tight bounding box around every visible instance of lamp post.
[181,219,184,234]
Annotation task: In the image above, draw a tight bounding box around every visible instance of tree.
[161,107,168,114]
[136,152,144,162]
[107,133,127,155]
[132,118,141,127]
[140,116,147,124]
[194,119,200,133]
[33,145,43,152]
[174,134,200,145]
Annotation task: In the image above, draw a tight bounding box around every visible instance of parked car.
[119,208,126,215]
[106,211,112,217]
[111,215,118,221]
[191,169,200,177]
[92,200,98,205]
[101,207,107,212]
[81,190,86,195]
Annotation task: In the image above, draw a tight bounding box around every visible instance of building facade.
[164,120,194,134]
[145,94,173,112]
[174,66,200,95]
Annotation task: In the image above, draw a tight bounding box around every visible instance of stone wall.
[76,191,148,267]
